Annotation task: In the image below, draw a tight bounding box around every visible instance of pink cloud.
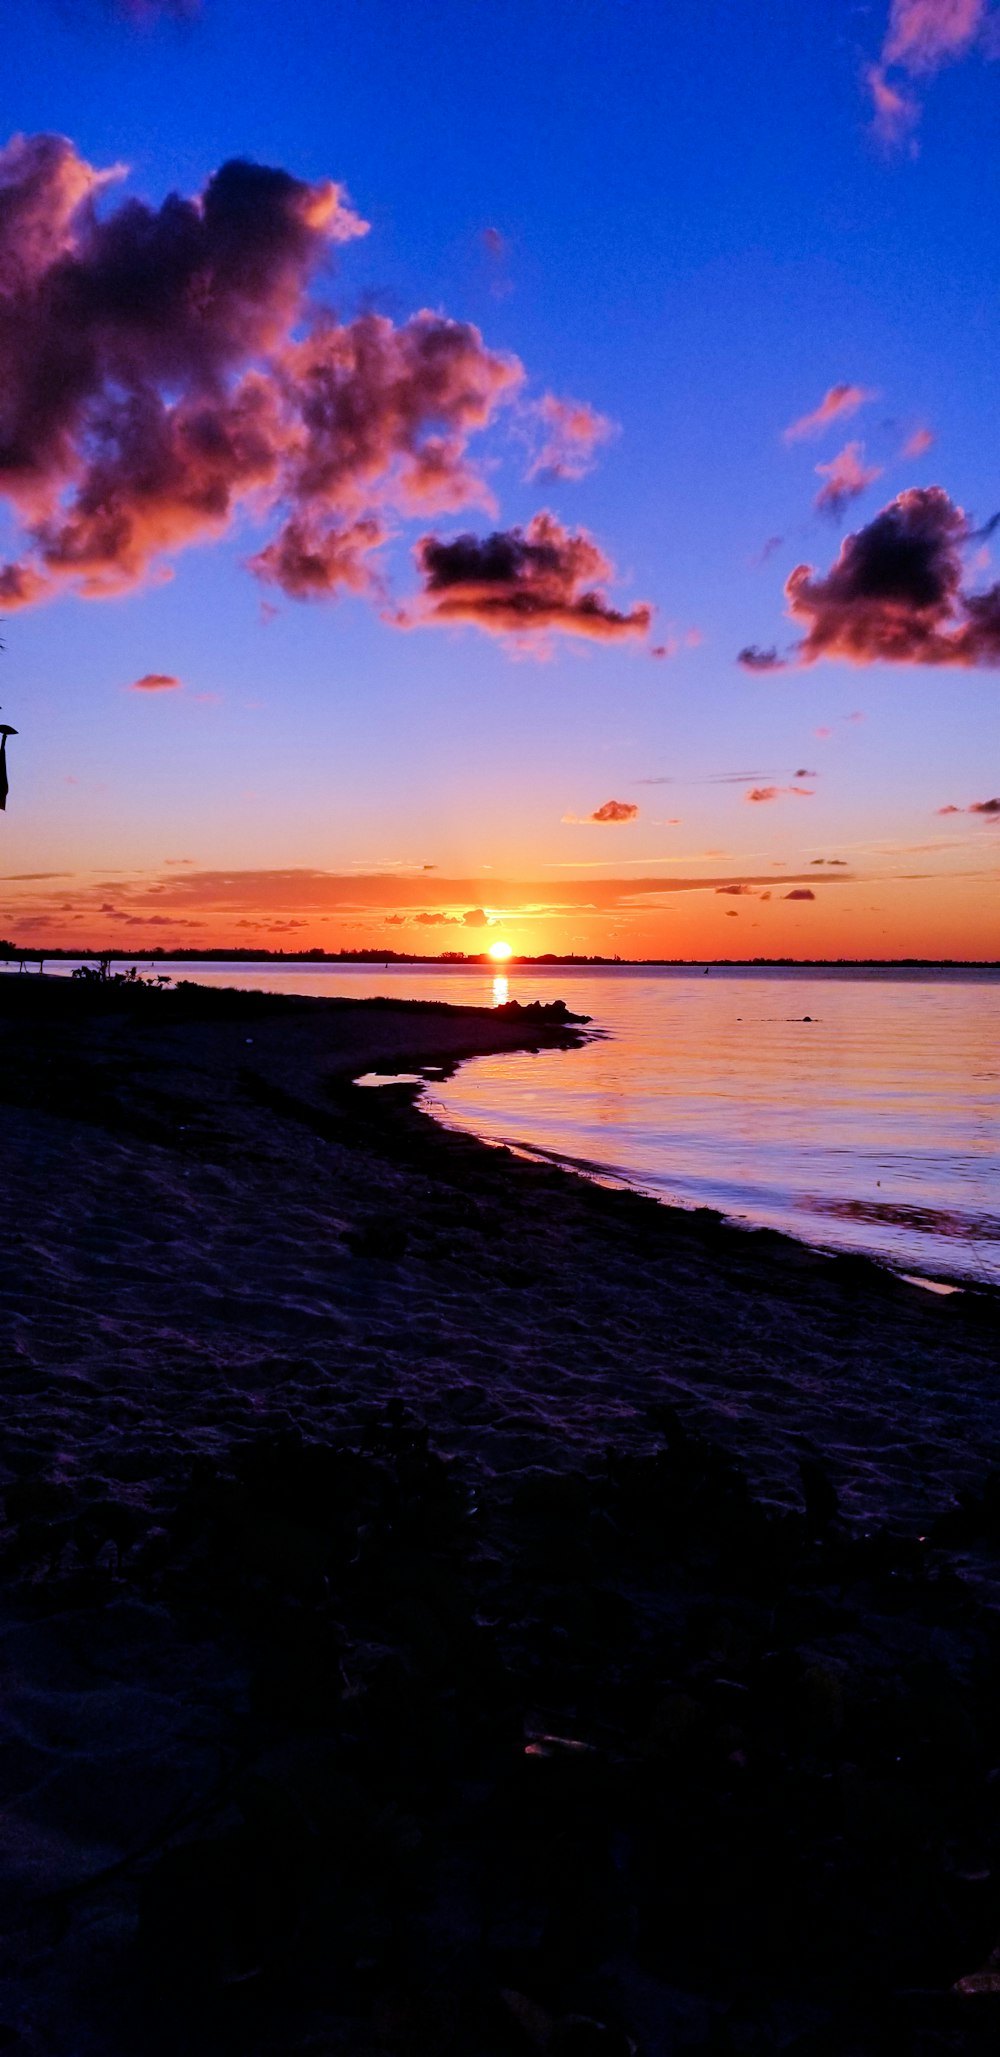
[869,0,988,144]
[814,441,882,519]
[130,672,181,690]
[523,393,614,482]
[904,425,936,457]
[746,784,815,803]
[563,798,640,825]
[784,384,874,443]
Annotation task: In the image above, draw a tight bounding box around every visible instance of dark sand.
[2,977,1000,2055]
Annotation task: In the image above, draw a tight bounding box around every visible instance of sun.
[488,939,513,961]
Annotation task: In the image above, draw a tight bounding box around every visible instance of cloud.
[414,910,461,924]
[868,0,988,145]
[937,796,1000,815]
[737,644,784,672]
[746,784,815,803]
[463,907,491,926]
[739,487,1000,669]
[904,425,935,457]
[784,888,816,900]
[751,535,784,567]
[716,883,754,895]
[784,384,874,443]
[0,133,589,615]
[563,798,640,825]
[523,393,614,482]
[811,856,849,864]
[814,442,882,519]
[408,514,653,644]
[130,671,181,690]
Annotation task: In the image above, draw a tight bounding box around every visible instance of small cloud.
[716,883,754,895]
[751,535,784,567]
[904,425,935,458]
[746,783,814,803]
[164,856,194,865]
[794,767,817,778]
[738,645,786,672]
[481,226,506,260]
[563,798,640,826]
[784,888,816,900]
[814,725,833,738]
[725,910,739,917]
[784,384,875,443]
[523,393,615,483]
[131,672,181,691]
[463,907,490,926]
[814,441,881,519]
[938,796,1000,816]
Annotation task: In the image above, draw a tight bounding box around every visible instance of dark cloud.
[938,796,1000,816]
[716,883,754,895]
[740,488,1000,670]
[811,856,849,865]
[0,133,545,612]
[410,514,652,643]
[737,644,785,672]
[784,888,816,900]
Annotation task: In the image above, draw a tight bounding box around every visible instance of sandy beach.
[3,976,1000,2055]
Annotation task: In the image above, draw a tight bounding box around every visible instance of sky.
[0,0,997,959]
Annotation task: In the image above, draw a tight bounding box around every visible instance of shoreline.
[4,979,1000,2052]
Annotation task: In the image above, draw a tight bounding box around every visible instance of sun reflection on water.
[492,973,509,1006]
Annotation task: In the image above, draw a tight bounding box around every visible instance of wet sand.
[2,977,1000,2055]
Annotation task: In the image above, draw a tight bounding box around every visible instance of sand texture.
[2,977,1000,2055]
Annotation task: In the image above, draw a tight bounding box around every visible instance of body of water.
[18,960,1000,1286]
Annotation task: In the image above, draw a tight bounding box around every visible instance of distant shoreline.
[3,947,999,971]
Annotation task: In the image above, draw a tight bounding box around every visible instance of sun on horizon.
[488,940,513,961]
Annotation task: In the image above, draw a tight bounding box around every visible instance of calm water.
[23,960,1000,1286]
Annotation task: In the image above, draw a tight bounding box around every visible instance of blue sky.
[0,0,997,956]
